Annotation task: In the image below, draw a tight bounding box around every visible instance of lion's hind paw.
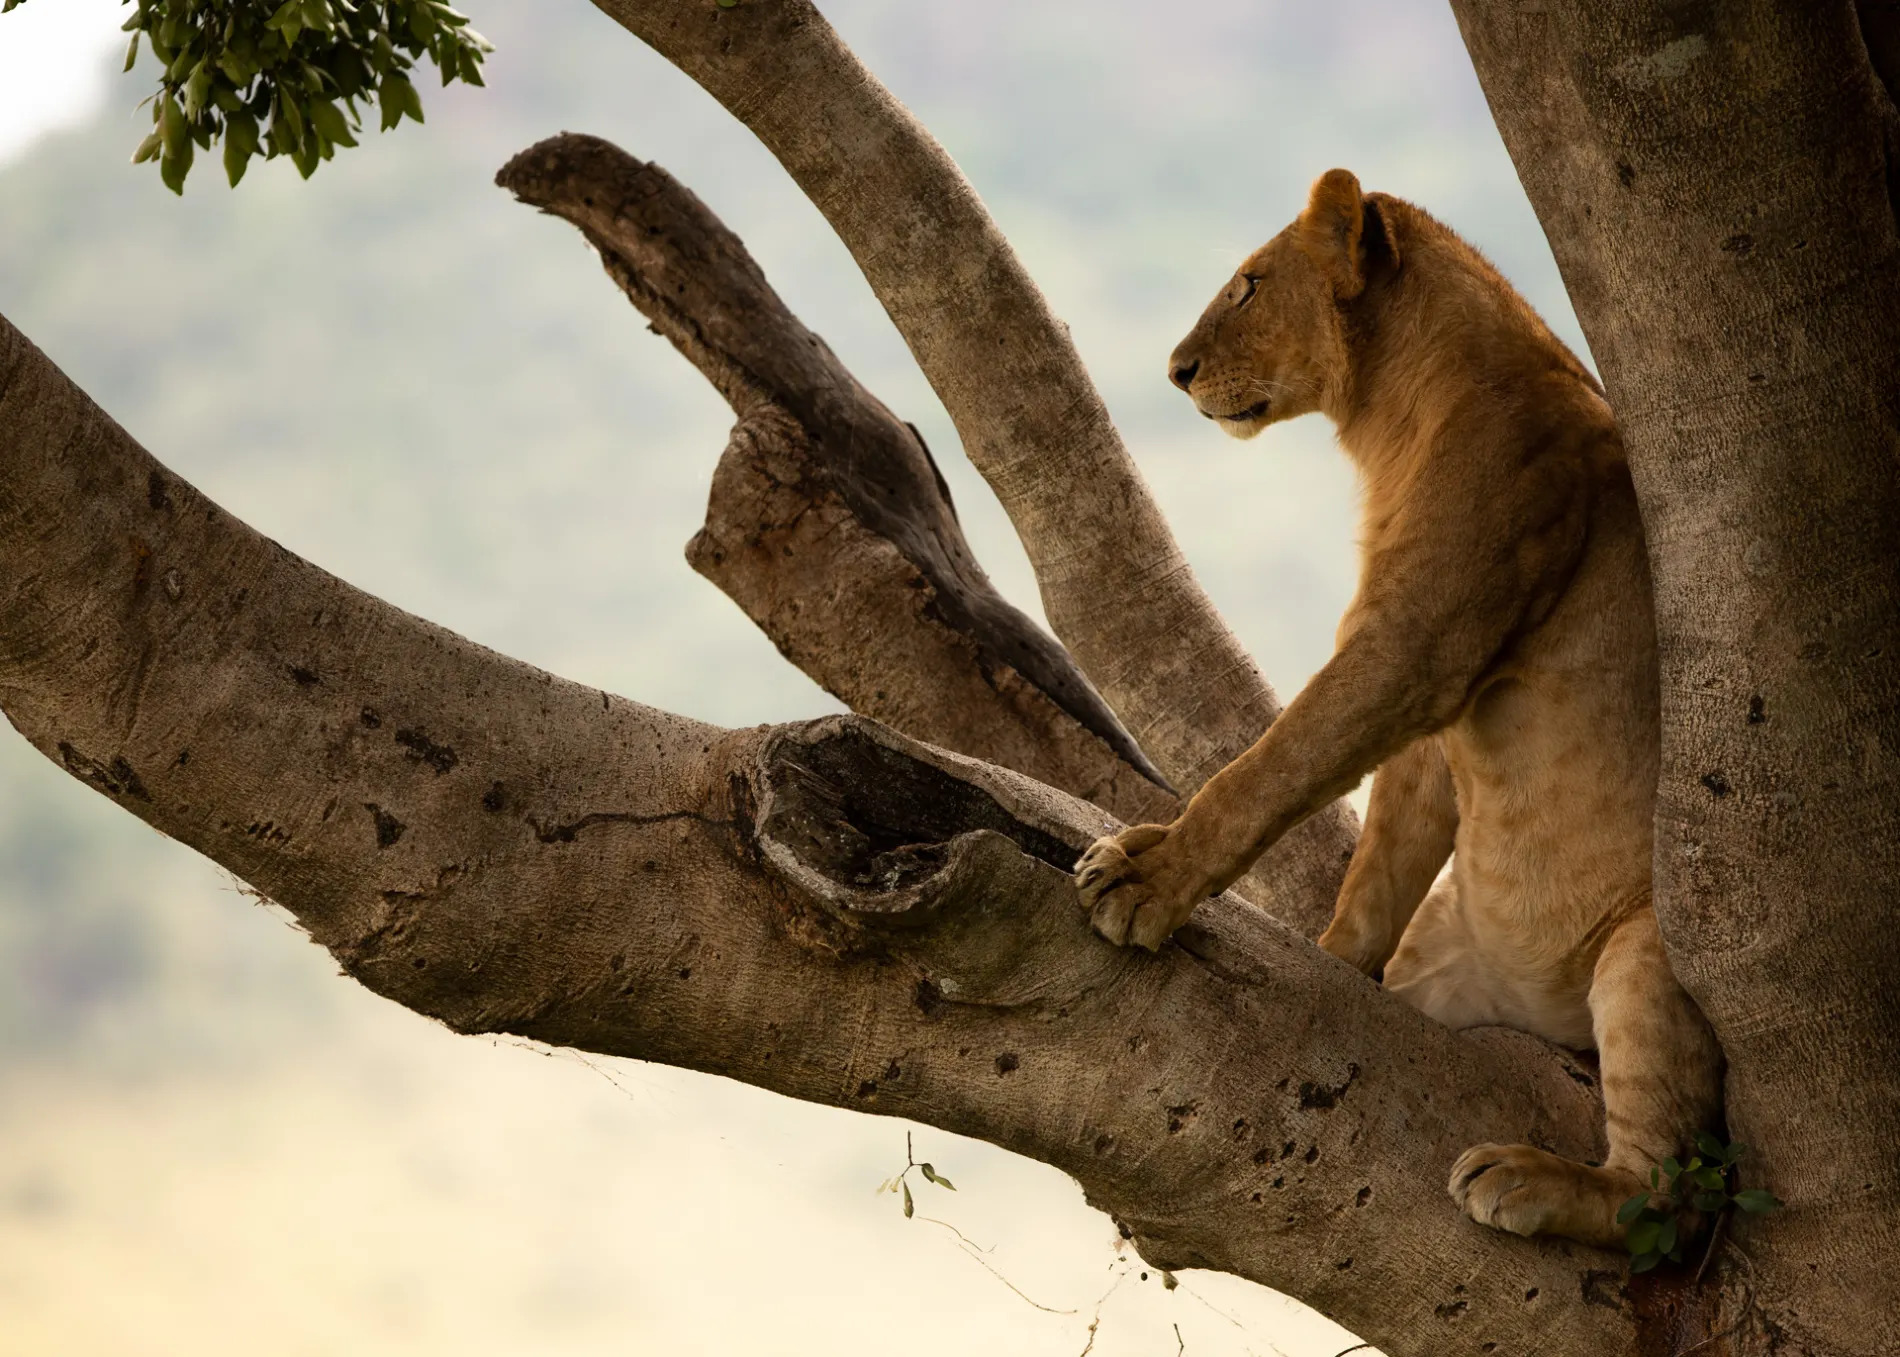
[1449,1142,1637,1250]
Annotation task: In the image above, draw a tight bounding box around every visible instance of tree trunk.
[1455,3,1900,1353]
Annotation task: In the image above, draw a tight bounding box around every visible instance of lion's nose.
[1170,360,1200,391]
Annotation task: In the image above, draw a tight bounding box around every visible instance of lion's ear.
[1361,193,1401,284]
[1300,169,1387,299]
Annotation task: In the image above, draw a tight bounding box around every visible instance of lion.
[1073,169,1723,1250]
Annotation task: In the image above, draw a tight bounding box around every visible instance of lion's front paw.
[1448,1143,1633,1249]
[1073,823,1208,951]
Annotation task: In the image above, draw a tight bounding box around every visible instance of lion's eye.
[1235,273,1259,308]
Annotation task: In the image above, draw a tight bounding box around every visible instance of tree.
[1,1,1895,1353]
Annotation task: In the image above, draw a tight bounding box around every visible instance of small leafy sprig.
[1618,1133,1782,1273]
[877,1131,957,1219]
[1,0,491,191]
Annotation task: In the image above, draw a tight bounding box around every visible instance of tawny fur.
[1073,170,1723,1251]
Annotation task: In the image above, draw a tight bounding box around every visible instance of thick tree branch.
[1455,4,1900,1352]
[0,311,1634,1356]
[586,0,1361,929]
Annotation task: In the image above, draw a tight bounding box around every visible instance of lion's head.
[1167,168,1398,438]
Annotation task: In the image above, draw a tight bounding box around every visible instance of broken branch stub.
[756,716,1141,1008]
[578,1,1259,786]
[497,134,1175,827]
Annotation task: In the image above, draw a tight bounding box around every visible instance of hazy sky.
[0,0,124,163]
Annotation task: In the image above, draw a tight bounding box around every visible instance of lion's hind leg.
[1592,904,1724,1218]
[1449,904,1723,1248]
[1319,736,1457,976]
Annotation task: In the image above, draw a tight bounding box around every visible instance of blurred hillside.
[0,2,1581,1352]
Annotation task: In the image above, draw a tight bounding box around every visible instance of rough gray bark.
[585,0,1361,931]
[1454,3,1900,1354]
[0,310,1638,1357]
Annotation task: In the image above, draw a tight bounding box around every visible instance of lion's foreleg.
[1075,480,1570,949]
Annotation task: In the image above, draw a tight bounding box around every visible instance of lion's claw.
[1073,838,1134,891]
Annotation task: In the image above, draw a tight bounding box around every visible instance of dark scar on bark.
[1298,1063,1360,1110]
[395,727,458,775]
[57,742,150,801]
[364,803,406,849]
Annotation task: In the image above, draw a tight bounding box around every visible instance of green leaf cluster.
[1617,1133,1782,1274]
[2,0,490,192]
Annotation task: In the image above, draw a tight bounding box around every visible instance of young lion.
[1073,170,1722,1250]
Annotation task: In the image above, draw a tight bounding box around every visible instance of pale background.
[0,3,1586,1353]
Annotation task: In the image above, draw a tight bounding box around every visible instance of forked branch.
[587,0,1361,929]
